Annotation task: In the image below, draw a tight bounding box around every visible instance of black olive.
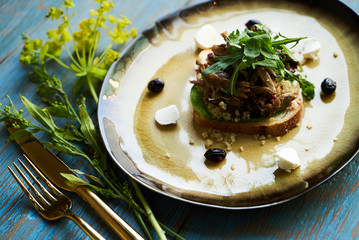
[245,19,261,29]
[204,148,226,162]
[321,78,336,94]
[147,78,165,93]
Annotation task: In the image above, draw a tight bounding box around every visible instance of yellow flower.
[89,9,98,17]
[60,29,72,42]
[62,0,74,8]
[130,28,137,38]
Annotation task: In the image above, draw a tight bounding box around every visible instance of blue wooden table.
[0,0,358,239]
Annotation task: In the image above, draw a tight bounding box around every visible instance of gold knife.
[7,125,144,240]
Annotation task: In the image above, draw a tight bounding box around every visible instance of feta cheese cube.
[302,38,321,61]
[155,105,180,125]
[275,147,301,172]
[195,24,225,49]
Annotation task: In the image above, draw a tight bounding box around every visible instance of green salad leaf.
[190,85,215,120]
[190,85,267,123]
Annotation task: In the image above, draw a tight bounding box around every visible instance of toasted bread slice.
[193,97,303,136]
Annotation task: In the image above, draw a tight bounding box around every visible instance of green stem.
[94,40,113,68]
[133,210,153,240]
[88,32,100,66]
[130,179,167,240]
[229,63,241,95]
[159,223,186,240]
[64,44,83,70]
[34,51,71,70]
[63,95,81,123]
[84,157,178,240]
[81,42,87,69]
[91,164,145,214]
[86,75,99,104]
[66,11,82,65]
[272,37,306,46]
[88,5,103,65]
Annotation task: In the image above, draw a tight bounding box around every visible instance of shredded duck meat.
[191,44,299,121]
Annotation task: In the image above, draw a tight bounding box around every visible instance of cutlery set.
[8,155,105,240]
[7,125,144,240]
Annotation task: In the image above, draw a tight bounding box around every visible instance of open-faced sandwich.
[190,22,315,136]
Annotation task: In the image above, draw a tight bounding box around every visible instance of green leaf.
[202,53,242,76]
[272,37,306,46]
[275,59,286,77]
[190,85,215,120]
[37,84,58,98]
[85,174,106,188]
[252,58,277,68]
[72,169,86,175]
[76,71,87,77]
[60,173,87,185]
[90,68,107,78]
[70,63,82,73]
[43,105,76,119]
[280,44,296,62]
[57,128,85,141]
[260,49,279,60]
[297,78,315,100]
[44,141,86,157]
[229,63,241,95]
[7,128,39,141]
[31,66,49,81]
[61,172,119,199]
[21,95,57,131]
[226,29,243,49]
[78,97,103,154]
[244,37,261,59]
[70,169,105,188]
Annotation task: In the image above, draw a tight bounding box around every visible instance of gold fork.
[8,155,105,240]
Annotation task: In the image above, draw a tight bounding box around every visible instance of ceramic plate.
[98,0,359,209]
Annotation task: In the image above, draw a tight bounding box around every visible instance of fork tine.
[7,166,44,211]
[23,154,63,196]
[17,158,56,202]
[12,161,51,207]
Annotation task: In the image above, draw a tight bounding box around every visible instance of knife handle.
[75,186,144,240]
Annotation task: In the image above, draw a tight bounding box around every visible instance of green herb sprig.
[202,25,315,99]
[1,1,182,239]
[20,0,137,104]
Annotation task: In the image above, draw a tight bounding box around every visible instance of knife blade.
[7,125,144,240]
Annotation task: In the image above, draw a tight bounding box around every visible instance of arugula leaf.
[297,77,315,99]
[272,36,306,47]
[252,58,277,69]
[229,63,241,95]
[202,53,242,76]
[244,37,261,58]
